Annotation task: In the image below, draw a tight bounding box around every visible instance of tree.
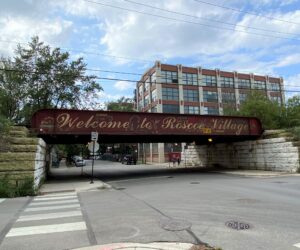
[229,91,284,129]
[106,96,135,111]
[0,36,103,124]
[284,95,300,127]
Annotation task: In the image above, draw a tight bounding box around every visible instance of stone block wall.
[0,127,47,188]
[181,130,300,173]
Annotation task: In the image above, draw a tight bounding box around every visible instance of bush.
[0,175,36,198]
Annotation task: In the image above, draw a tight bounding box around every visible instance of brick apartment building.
[136,61,284,163]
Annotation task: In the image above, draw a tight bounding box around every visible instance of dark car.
[121,154,137,165]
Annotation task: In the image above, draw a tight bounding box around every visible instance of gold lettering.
[56,113,78,128]
[76,121,85,128]
[162,117,176,129]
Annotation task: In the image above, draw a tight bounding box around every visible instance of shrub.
[0,175,36,198]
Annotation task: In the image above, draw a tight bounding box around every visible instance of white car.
[75,158,86,167]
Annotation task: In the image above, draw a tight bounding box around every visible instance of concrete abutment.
[181,130,300,173]
[0,126,47,189]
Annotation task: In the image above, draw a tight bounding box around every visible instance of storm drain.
[190,182,200,184]
[226,221,251,230]
[114,187,126,190]
[160,218,192,231]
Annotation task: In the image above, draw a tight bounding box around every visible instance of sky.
[0,0,300,107]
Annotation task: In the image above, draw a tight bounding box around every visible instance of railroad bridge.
[31,109,263,144]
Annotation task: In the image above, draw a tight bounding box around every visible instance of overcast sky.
[1,0,300,105]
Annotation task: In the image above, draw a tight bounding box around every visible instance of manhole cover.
[115,187,126,190]
[160,218,192,231]
[272,181,287,184]
[225,221,250,230]
[166,176,174,178]
[190,182,200,184]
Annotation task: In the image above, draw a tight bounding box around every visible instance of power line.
[0,39,155,64]
[82,0,300,41]
[0,67,299,92]
[124,0,300,37]
[193,0,300,25]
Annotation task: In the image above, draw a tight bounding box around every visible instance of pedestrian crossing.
[0,198,5,203]
[5,191,87,238]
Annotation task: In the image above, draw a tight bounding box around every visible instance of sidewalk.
[39,166,110,194]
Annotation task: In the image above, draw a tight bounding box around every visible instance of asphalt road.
[0,160,300,250]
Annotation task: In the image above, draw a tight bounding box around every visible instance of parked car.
[121,154,137,165]
[75,157,86,167]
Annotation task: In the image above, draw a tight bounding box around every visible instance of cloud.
[0,13,73,57]
[113,80,134,91]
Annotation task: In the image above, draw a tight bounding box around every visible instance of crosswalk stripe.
[294,243,300,248]
[25,204,80,212]
[0,199,5,204]
[17,210,83,222]
[34,195,77,201]
[29,199,79,206]
[6,222,87,237]
[38,192,76,198]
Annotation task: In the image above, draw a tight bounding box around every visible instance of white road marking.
[6,222,87,237]
[34,195,77,201]
[17,210,82,222]
[294,243,300,248]
[29,199,78,206]
[25,204,80,212]
[39,192,76,197]
[0,199,5,204]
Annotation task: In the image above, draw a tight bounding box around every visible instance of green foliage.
[0,36,103,124]
[0,175,35,198]
[0,115,11,135]
[239,91,284,129]
[107,96,135,111]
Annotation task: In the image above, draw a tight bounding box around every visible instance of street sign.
[91,132,98,141]
[88,142,99,152]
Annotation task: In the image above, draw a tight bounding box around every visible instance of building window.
[162,104,179,113]
[152,143,158,154]
[161,70,178,84]
[151,89,157,102]
[138,99,143,110]
[164,143,182,153]
[183,89,199,102]
[203,90,218,102]
[162,87,179,101]
[203,107,219,115]
[268,82,280,91]
[138,85,143,97]
[184,106,200,114]
[220,77,234,88]
[182,73,198,85]
[144,79,150,92]
[253,80,266,90]
[270,96,282,104]
[239,93,248,103]
[222,92,236,103]
[151,72,156,84]
[151,107,157,113]
[144,95,150,106]
[238,79,251,89]
[202,75,217,87]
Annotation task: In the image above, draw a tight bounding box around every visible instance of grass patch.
[0,175,36,198]
[287,126,300,140]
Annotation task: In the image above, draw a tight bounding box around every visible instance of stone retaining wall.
[181,130,300,173]
[0,127,47,187]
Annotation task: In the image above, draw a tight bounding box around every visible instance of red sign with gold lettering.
[31,109,262,137]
